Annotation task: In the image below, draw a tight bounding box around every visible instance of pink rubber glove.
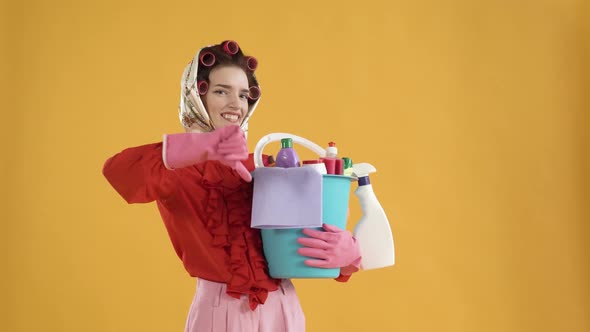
[163,125,252,182]
[297,223,362,273]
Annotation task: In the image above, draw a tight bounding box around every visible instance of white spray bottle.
[352,163,395,270]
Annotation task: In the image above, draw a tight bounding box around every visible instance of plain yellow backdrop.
[2,0,589,331]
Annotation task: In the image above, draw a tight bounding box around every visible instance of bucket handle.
[254,133,326,168]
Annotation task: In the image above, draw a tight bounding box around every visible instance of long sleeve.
[103,142,186,204]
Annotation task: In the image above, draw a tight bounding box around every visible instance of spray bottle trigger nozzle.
[352,163,377,177]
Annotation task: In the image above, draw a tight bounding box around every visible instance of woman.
[103,40,361,332]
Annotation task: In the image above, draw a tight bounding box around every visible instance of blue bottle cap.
[358,176,371,186]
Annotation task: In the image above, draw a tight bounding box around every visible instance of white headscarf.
[178,42,261,137]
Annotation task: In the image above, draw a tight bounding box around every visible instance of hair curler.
[246,56,258,71]
[199,51,216,67]
[222,40,240,55]
[249,86,261,100]
[196,80,208,95]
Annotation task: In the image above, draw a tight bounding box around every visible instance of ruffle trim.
[200,161,280,310]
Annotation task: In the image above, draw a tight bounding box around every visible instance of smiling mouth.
[221,113,240,123]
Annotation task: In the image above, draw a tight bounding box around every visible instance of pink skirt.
[184,278,306,332]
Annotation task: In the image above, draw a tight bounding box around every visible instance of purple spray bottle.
[275,138,301,168]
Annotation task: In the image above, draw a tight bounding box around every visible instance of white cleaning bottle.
[352,163,395,270]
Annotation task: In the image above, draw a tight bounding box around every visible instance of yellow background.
[2,0,589,331]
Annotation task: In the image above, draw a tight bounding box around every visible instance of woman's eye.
[240,94,248,99]
[214,90,227,95]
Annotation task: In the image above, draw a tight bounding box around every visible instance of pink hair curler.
[248,86,261,100]
[222,40,239,55]
[196,80,208,95]
[199,51,216,67]
[246,56,258,71]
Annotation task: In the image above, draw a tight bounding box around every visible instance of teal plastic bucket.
[261,174,351,279]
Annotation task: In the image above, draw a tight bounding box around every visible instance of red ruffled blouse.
[103,142,350,310]
[103,143,280,310]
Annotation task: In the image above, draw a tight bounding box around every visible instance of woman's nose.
[228,93,241,108]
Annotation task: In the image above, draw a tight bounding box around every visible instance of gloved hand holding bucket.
[251,133,394,278]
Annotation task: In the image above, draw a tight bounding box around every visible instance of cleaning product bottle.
[352,163,395,270]
[342,157,353,176]
[322,142,339,174]
[302,159,327,174]
[275,138,300,168]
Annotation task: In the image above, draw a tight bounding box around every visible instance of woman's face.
[202,66,250,129]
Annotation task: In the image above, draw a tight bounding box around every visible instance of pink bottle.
[321,142,340,175]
